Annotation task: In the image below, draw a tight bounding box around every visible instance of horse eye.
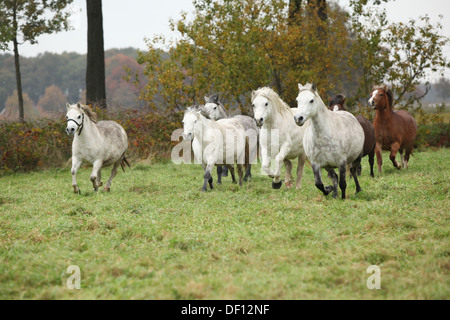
[214,107,217,110]
[252,104,255,108]
[310,99,314,103]
[380,94,384,96]
[77,115,81,119]
[265,102,268,107]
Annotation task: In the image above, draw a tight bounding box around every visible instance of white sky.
[7,0,450,81]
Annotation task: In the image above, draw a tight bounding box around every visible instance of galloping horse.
[294,83,364,199]
[182,107,245,191]
[203,94,258,182]
[252,87,307,189]
[65,103,129,194]
[329,94,375,177]
[369,85,417,172]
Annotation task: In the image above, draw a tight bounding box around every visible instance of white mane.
[252,87,293,118]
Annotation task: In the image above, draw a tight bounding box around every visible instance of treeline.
[0,48,145,120]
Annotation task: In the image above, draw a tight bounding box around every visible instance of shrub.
[416,123,450,148]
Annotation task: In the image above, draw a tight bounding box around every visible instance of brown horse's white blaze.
[369,86,417,173]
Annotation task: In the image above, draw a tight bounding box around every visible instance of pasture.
[0,149,448,299]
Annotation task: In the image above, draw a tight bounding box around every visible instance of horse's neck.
[311,103,333,136]
[219,105,229,119]
[75,117,101,143]
[374,105,395,124]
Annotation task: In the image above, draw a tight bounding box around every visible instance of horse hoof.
[272,181,282,189]
[98,182,103,187]
[104,187,110,192]
[94,188,98,192]
[285,182,293,188]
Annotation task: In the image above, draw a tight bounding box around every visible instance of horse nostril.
[259,118,263,123]
[298,116,304,122]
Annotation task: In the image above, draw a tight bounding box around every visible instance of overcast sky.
[8,0,450,81]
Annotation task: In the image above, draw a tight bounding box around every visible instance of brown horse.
[369,85,417,173]
[329,94,375,177]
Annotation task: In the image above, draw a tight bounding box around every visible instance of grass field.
[0,149,448,299]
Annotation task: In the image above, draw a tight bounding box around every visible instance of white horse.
[66,103,129,194]
[294,83,364,199]
[251,87,307,189]
[182,108,245,191]
[203,94,259,181]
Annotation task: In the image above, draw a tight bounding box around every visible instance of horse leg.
[350,157,362,195]
[243,139,251,182]
[390,142,401,169]
[312,163,331,196]
[227,165,237,184]
[221,166,229,177]
[375,142,383,173]
[338,163,347,200]
[237,164,244,186]
[326,169,339,198]
[203,163,214,191]
[104,161,120,192]
[368,148,375,178]
[71,156,82,194]
[244,164,252,182]
[295,154,306,189]
[217,166,223,185]
[97,170,103,187]
[284,159,293,188]
[90,160,103,191]
[404,146,413,169]
[272,144,290,189]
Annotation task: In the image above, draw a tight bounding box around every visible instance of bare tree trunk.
[86,0,106,108]
[12,3,24,122]
[288,0,302,26]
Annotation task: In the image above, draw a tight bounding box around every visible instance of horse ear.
[76,103,82,109]
[204,96,208,103]
[312,82,317,92]
[66,103,71,110]
[251,90,256,101]
[298,83,303,90]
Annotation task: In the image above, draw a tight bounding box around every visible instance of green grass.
[0,149,449,299]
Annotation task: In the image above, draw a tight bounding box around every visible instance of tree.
[0,0,73,122]
[348,0,450,112]
[86,0,106,108]
[0,90,36,121]
[37,85,67,115]
[133,0,348,112]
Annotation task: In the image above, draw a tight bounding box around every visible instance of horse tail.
[120,154,131,172]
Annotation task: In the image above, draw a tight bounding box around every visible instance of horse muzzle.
[66,126,76,135]
[183,132,193,141]
[294,115,306,126]
[254,118,264,127]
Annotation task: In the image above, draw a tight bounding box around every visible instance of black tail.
[120,155,131,172]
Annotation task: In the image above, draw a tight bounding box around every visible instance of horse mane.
[80,105,98,123]
[252,87,292,117]
[373,85,393,108]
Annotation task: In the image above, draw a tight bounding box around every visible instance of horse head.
[329,94,346,111]
[182,109,201,141]
[204,94,227,120]
[294,83,322,126]
[369,85,393,111]
[65,103,85,135]
[65,103,97,136]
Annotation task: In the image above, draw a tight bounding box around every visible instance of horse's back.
[355,115,375,157]
[96,120,128,151]
[305,110,363,167]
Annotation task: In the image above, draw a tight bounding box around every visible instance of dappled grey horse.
[203,94,258,183]
[66,103,129,194]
